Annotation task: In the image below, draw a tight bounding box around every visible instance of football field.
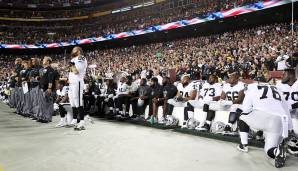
[0,103,297,171]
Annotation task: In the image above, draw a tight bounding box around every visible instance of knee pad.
[206,110,215,121]
[238,119,249,132]
[229,112,239,124]
[203,104,209,112]
[187,102,194,112]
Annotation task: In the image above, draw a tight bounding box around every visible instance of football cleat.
[68,119,78,127]
[158,117,167,124]
[237,144,248,153]
[55,119,66,128]
[181,121,188,129]
[85,115,94,124]
[196,123,210,132]
[149,116,157,124]
[275,140,287,168]
[74,121,86,131]
[74,125,86,131]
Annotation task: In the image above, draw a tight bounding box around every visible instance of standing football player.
[68,46,88,131]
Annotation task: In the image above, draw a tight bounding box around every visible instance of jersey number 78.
[258,85,281,101]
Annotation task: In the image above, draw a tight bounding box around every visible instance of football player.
[55,80,69,127]
[114,76,130,118]
[68,47,88,130]
[237,81,289,168]
[147,77,163,123]
[276,68,298,155]
[167,75,197,128]
[218,72,245,135]
[187,74,222,131]
[130,78,151,118]
[157,77,178,124]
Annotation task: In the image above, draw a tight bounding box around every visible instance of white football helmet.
[165,115,179,126]
[211,121,226,134]
[288,137,298,155]
[186,118,199,130]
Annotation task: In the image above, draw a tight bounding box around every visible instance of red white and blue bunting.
[0,0,295,49]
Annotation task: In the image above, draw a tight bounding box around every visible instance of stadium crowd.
[1,22,297,83]
[0,0,259,44]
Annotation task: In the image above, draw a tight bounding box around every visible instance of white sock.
[60,117,65,122]
[228,123,233,127]
[239,132,248,145]
[206,121,211,125]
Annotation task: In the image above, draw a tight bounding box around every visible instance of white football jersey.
[117,82,129,95]
[68,56,87,83]
[177,82,196,98]
[222,81,245,101]
[276,80,298,110]
[242,83,289,116]
[200,82,222,101]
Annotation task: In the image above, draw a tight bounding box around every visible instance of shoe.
[158,117,167,124]
[146,116,152,122]
[74,121,86,131]
[275,140,287,168]
[130,115,138,119]
[237,144,248,153]
[85,116,94,124]
[120,114,129,119]
[74,125,86,131]
[68,119,77,127]
[195,123,210,131]
[55,119,66,128]
[181,121,187,129]
[149,116,157,124]
[115,113,122,118]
